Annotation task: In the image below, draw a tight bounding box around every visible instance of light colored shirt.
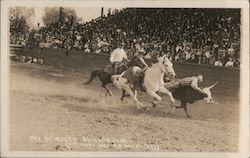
[109,48,127,63]
[225,61,234,67]
[97,40,109,48]
[204,51,211,59]
[180,76,202,92]
[214,61,223,66]
[185,50,191,60]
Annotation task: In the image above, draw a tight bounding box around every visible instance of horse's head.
[158,55,176,78]
[202,81,218,104]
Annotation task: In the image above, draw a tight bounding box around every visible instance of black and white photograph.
[1,0,249,157]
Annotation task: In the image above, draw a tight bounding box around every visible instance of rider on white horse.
[119,46,149,90]
[134,51,149,68]
[134,43,149,68]
[109,42,128,74]
[112,55,176,110]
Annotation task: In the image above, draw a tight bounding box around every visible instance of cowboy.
[109,42,128,74]
[122,46,150,90]
[166,74,205,94]
[132,50,149,68]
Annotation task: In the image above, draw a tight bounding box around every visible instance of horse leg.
[122,85,145,110]
[134,89,147,110]
[152,98,157,108]
[120,89,131,101]
[134,89,137,99]
[158,87,176,108]
[121,89,126,101]
[84,69,99,85]
[171,102,184,113]
[102,83,112,96]
[146,90,162,108]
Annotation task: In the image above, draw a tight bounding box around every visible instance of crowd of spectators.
[13,8,241,68]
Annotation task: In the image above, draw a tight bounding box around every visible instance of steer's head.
[202,81,218,104]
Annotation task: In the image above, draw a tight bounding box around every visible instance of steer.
[166,81,218,118]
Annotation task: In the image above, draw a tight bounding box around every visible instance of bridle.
[158,62,166,73]
[158,59,176,79]
[158,60,171,74]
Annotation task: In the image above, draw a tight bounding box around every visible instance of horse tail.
[111,71,126,89]
[84,69,100,85]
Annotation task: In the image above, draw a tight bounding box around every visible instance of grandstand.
[11,8,241,67]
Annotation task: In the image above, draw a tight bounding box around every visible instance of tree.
[9,7,34,32]
[42,7,60,26]
[42,7,82,26]
[9,7,34,44]
[10,15,29,34]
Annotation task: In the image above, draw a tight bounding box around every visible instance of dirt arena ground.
[9,61,239,152]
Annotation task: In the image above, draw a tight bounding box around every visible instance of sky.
[32,7,122,27]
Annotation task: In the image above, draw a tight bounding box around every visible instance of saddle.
[132,74,145,91]
[104,62,128,74]
[122,67,145,91]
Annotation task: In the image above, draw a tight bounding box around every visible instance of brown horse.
[84,58,142,96]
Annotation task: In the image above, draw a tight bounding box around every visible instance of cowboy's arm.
[139,57,149,67]
[109,51,115,63]
[165,79,181,89]
[190,79,203,92]
[123,50,128,61]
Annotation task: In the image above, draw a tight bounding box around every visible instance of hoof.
[105,92,112,96]
[170,99,176,105]
[171,104,176,113]
[152,101,157,108]
[186,115,191,118]
[141,106,149,111]
[136,107,147,113]
[121,100,128,104]
[137,109,143,113]
[144,107,150,111]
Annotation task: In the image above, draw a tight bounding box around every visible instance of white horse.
[111,55,176,110]
[143,55,176,107]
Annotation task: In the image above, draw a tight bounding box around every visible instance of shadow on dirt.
[57,94,190,121]
[51,94,90,103]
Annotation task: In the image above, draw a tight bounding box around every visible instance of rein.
[158,62,167,74]
[158,61,173,78]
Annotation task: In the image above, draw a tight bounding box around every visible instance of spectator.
[214,58,223,66]
[13,8,240,68]
[198,56,202,64]
[187,53,198,63]
[184,49,192,61]
[234,57,240,67]
[208,55,217,65]
[227,45,235,58]
[225,57,234,67]
[202,56,209,64]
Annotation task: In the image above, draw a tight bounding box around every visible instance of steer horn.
[208,80,219,89]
